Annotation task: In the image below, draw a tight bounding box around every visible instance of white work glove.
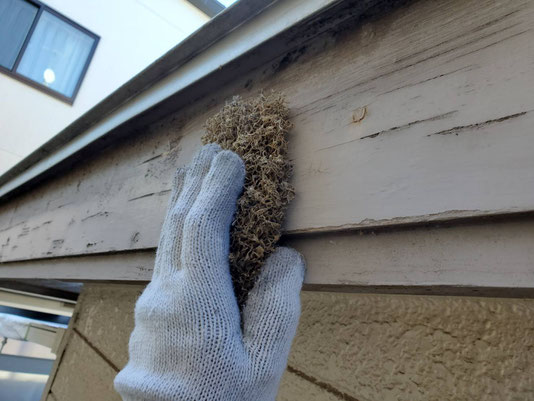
[114,144,305,401]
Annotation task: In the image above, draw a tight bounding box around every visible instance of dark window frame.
[186,0,224,18]
[0,0,100,104]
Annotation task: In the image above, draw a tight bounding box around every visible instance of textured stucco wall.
[281,292,534,401]
[44,285,534,401]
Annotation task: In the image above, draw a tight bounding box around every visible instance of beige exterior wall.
[43,284,534,401]
[0,0,209,175]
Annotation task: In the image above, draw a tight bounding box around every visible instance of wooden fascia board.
[1,218,533,297]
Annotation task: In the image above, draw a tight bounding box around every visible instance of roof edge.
[0,0,278,194]
[0,0,401,201]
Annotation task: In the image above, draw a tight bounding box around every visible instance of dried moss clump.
[202,92,294,308]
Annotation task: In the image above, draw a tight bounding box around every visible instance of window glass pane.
[0,370,49,401]
[0,0,38,69]
[16,10,95,98]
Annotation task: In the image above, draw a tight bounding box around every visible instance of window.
[0,0,99,103]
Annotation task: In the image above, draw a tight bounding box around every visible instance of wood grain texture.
[2,218,534,294]
[1,0,534,264]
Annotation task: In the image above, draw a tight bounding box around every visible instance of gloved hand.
[114,144,306,401]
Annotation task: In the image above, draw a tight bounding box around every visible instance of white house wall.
[0,0,208,175]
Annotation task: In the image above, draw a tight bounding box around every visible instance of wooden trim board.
[1,218,533,297]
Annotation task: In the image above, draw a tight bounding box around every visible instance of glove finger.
[180,150,245,338]
[181,150,245,277]
[154,143,221,277]
[169,166,188,205]
[155,167,187,261]
[242,247,305,369]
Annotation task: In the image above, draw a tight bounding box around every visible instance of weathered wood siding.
[2,217,534,296]
[1,0,534,288]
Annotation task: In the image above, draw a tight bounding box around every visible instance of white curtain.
[16,10,95,98]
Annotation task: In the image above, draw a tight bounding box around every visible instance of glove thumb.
[242,247,305,369]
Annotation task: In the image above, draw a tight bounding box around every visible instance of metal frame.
[0,305,71,325]
[0,289,75,316]
[0,0,100,104]
[0,354,54,375]
[0,281,80,301]
[186,0,225,17]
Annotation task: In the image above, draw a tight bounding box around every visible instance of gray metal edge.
[186,0,225,17]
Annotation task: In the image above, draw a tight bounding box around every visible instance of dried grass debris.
[202,92,294,308]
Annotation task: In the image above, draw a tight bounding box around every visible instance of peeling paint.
[427,111,529,137]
